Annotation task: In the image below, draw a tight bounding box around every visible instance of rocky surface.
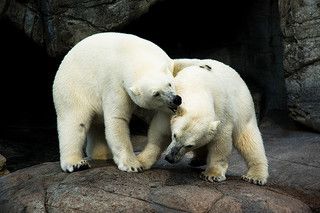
[0,128,319,212]
[279,0,320,132]
[0,154,9,176]
[0,127,59,172]
[1,0,160,56]
[0,162,312,213]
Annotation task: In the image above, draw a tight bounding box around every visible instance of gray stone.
[0,154,5,169]
[2,0,160,56]
[279,0,320,132]
[150,185,222,212]
[0,161,312,213]
[0,0,8,16]
[0,128,318,212]
[0,154,9,176]
[286,63,320,131]
[228,127,320,211]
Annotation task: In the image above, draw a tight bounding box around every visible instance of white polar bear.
[138,59,269,185]
[53,32,182,173]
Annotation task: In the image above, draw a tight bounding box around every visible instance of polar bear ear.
[208,120,220,134]
[129,86,140,96]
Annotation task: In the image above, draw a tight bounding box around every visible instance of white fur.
[138,59,269,185]
[53,32,178,173]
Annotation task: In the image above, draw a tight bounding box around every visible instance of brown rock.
[209,196,242,213]
[0,160,312,212]
[151,185,222,212]
[215,181,312,213]
[0,154,9,176]
[0,154,6,169]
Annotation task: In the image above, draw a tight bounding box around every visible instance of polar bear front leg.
[200,126,232,183]
[58,111,92,173]
[104,116,143,172]
[137,112,171,170]
[103,93,143,172]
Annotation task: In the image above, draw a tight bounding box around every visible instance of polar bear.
[53,32,182,173]
[138,59,269,185]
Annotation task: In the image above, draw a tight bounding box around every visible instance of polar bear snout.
[167,95,182,113]
[172,95,182,106]
[165,145,180,164]
[165,146,184,164]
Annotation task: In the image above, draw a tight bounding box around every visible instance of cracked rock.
[0,154,9,176]
[2,0,160,57]
[1,129,318,212]
[279,0,320,132]
[0,160,313,212]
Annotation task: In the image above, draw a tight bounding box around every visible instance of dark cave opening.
[0,19,57,130]
[0,19,60,171]
[121,0,287,121]
[122,0,250,57]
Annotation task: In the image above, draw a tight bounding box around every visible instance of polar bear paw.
[61,159,91,173]
[241,174,267,186]
[117,157,144,173]
[200,171,226,183]
[137,153,156,170]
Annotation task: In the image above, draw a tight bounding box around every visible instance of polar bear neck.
[122,61,174,90]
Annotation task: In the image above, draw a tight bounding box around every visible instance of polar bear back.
[55,32,172,89]
[175,60,256,126]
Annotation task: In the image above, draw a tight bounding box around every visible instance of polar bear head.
[128,75,182,113]
[164,108,220,163]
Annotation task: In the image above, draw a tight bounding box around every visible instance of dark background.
[0,0,289,171]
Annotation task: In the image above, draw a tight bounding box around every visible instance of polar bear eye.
[173,133,177,139]
[168,83,172,87]
[153,92,160,97]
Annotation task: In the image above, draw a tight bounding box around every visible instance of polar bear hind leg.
[201,124,233,182]
[86,122,112,160]
[137,112,171,170]
[233,120,269,185]
[58,108,92,173]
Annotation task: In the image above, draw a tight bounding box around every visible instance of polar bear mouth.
[169,106,177,113]
[165,146,184,164]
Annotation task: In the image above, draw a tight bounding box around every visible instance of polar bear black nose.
[173,95,182,106]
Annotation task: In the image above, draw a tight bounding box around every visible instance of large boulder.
[1,128,319,212]
[1,0,159,57]
[0,161,312,213]
[279,0,320,132]
[0,154,9,176]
